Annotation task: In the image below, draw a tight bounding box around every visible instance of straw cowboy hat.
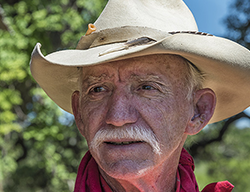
[30,0,250,123]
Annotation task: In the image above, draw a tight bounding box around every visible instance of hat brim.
[30,33,250,124]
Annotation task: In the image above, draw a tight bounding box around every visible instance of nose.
[105,90,138,127]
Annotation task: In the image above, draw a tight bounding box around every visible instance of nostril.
[105,105,138,127]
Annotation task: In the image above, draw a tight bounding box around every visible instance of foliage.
[185,0,250,190]
[185,121,250,191]
[0,0,250,191]
[224,0,250,49]
[0,0,107,191]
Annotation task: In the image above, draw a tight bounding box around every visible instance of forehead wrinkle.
[82,62,121,85]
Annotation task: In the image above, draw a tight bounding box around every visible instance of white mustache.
[90,125,162,155]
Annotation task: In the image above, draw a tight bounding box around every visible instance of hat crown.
[94,0,198,32]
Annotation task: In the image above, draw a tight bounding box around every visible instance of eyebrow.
[83,73,112,85]
[82,73,173,95]
[129,74,165,84]
[131,74,173,94]
[83,73,168,84]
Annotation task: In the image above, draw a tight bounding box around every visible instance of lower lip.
[98,142,153,161]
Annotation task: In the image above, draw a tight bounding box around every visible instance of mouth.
[105,141,144,145]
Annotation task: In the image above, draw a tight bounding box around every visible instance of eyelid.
[85,83,102,94]
[86,82,112,95]
[138,81,173,96]
[89,86,106,93]
[89,84,105,92]
[139,81,163,91]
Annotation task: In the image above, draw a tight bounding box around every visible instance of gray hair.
[90,125,162,155]
[184,60,205,100]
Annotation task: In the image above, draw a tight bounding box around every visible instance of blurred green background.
[0,0,250,191]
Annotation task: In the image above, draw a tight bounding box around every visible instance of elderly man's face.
[72,54,214,180]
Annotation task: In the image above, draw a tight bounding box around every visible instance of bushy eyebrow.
[83,73,170,85]
[83,73,163,83]
[130,74,173,95]
[129,74,165,84]
[83,74,111,85]
[81,73,173,96]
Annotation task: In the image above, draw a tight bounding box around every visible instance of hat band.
[99,37,157,56]
[76,26,214,51]
[76,26,170,50]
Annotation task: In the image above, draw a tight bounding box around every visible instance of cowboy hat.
[30,0,250,123]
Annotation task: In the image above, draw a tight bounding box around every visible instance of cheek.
[79,97,109,142]
[135,96,189,145]
[136,96,175,125]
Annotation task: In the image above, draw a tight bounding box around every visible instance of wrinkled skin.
[72,54,216,192]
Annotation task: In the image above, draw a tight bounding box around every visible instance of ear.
[185,88,216,135]
[71,91,85,136]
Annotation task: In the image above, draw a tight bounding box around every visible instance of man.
[30,0,250,191]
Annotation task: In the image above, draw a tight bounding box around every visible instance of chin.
[99,158,155,180]
[90,142,162,179]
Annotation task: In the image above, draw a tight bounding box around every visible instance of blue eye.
[136,84,156,92]
[91,86,106,93]
[141,85,154,90]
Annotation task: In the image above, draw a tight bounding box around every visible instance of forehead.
[82,54,189,80]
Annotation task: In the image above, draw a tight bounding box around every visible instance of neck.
[99,147,183,192]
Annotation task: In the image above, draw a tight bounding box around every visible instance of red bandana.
[74,149,234,192]
[176,148,234,192]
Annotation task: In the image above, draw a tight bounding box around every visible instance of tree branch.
[189,111,250,157]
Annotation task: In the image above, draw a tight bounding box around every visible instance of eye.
[137,84,156,91]
[141,85,154,90]
[134,82,166,98]
[87,85,110,100]
[91,86,106,93]
[89,86,108,94]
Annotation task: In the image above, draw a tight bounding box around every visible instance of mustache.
[90,125,162,155]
